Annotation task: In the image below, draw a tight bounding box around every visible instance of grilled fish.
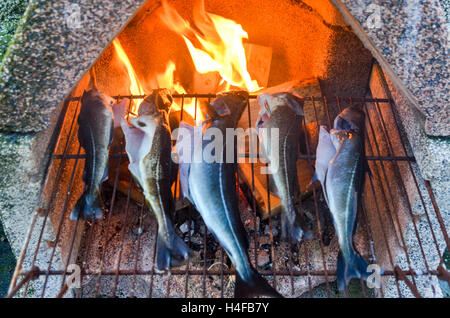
[70,89,114,221]
[121,89,190,270]
[313,105,370,290]
[178,91,281,298]
[256,93,311,243]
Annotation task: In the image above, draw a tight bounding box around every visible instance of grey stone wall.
[0,0,28,61]
[0,0,147,133]
[0,0,146,297]
[332,0,450,137]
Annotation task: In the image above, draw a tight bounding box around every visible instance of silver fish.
[178,91,281,298]
[121,89,190,270]
[256,92,311,243]
[70,89,114,221]
[313,105,370,290]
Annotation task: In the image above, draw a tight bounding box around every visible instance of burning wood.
[158,0,261,93]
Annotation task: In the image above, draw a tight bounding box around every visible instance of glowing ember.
[159,0,261,92]
[112,39,145,115]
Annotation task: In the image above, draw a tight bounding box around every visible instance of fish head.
[139,88,173,116]
[256,92,304,137]
[129,114,160,136]
[122,114,160,182]
[257,92,304,117]
[208,90,249,124]
[82,88,115,108]
[333,105,365,133]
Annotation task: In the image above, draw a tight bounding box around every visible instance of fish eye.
[138,121,146,127]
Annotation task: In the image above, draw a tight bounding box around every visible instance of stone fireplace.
[0,0,448,298]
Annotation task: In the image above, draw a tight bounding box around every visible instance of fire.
[112,0,259,122]
[150,61,201,121]
[159,0,261,92]
[112,39,145,115]
[113,39,201,120]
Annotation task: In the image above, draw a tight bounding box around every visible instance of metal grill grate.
[6,94,449,298]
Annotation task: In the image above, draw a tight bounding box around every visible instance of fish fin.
[156,231,191,270]
[321,167,331,207]
[121,120,146,182]
[70,192,103,221]
[234,270,283,298]
[179,162,191,202]
[101,166,108,183]
[337,250,370,291]
[267,174,279,197]
[176,122,195,202]
[314,126,336,185]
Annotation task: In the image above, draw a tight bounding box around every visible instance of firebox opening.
[7,0,448,299]
[76,0,372,109]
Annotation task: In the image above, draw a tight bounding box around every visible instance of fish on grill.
[70,89,114,221]
[256,92,312,243]
[120,89,191,270]
[313,105,371,290]
[177,91,282,298]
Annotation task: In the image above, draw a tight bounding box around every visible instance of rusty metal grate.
[6,93,449,298]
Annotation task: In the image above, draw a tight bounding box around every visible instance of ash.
[75,181,372,298]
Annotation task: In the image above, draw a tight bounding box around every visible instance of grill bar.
[52,153,417,162]
[7,94,448,298]
[20,97,82,297]
[16,267,443,277]
[69,95,391,103]
[364,99,421,289]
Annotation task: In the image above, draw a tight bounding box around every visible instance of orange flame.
[159,0,261,92]
[112,40,201,121]
[112,1,259,122]
[112,39,145,115]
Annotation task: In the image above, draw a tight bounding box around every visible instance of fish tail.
[70,192,103,221]
[280,212,312,243]
[156,231,191,270]
[337,249,369,291]
[234,270,283,298]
